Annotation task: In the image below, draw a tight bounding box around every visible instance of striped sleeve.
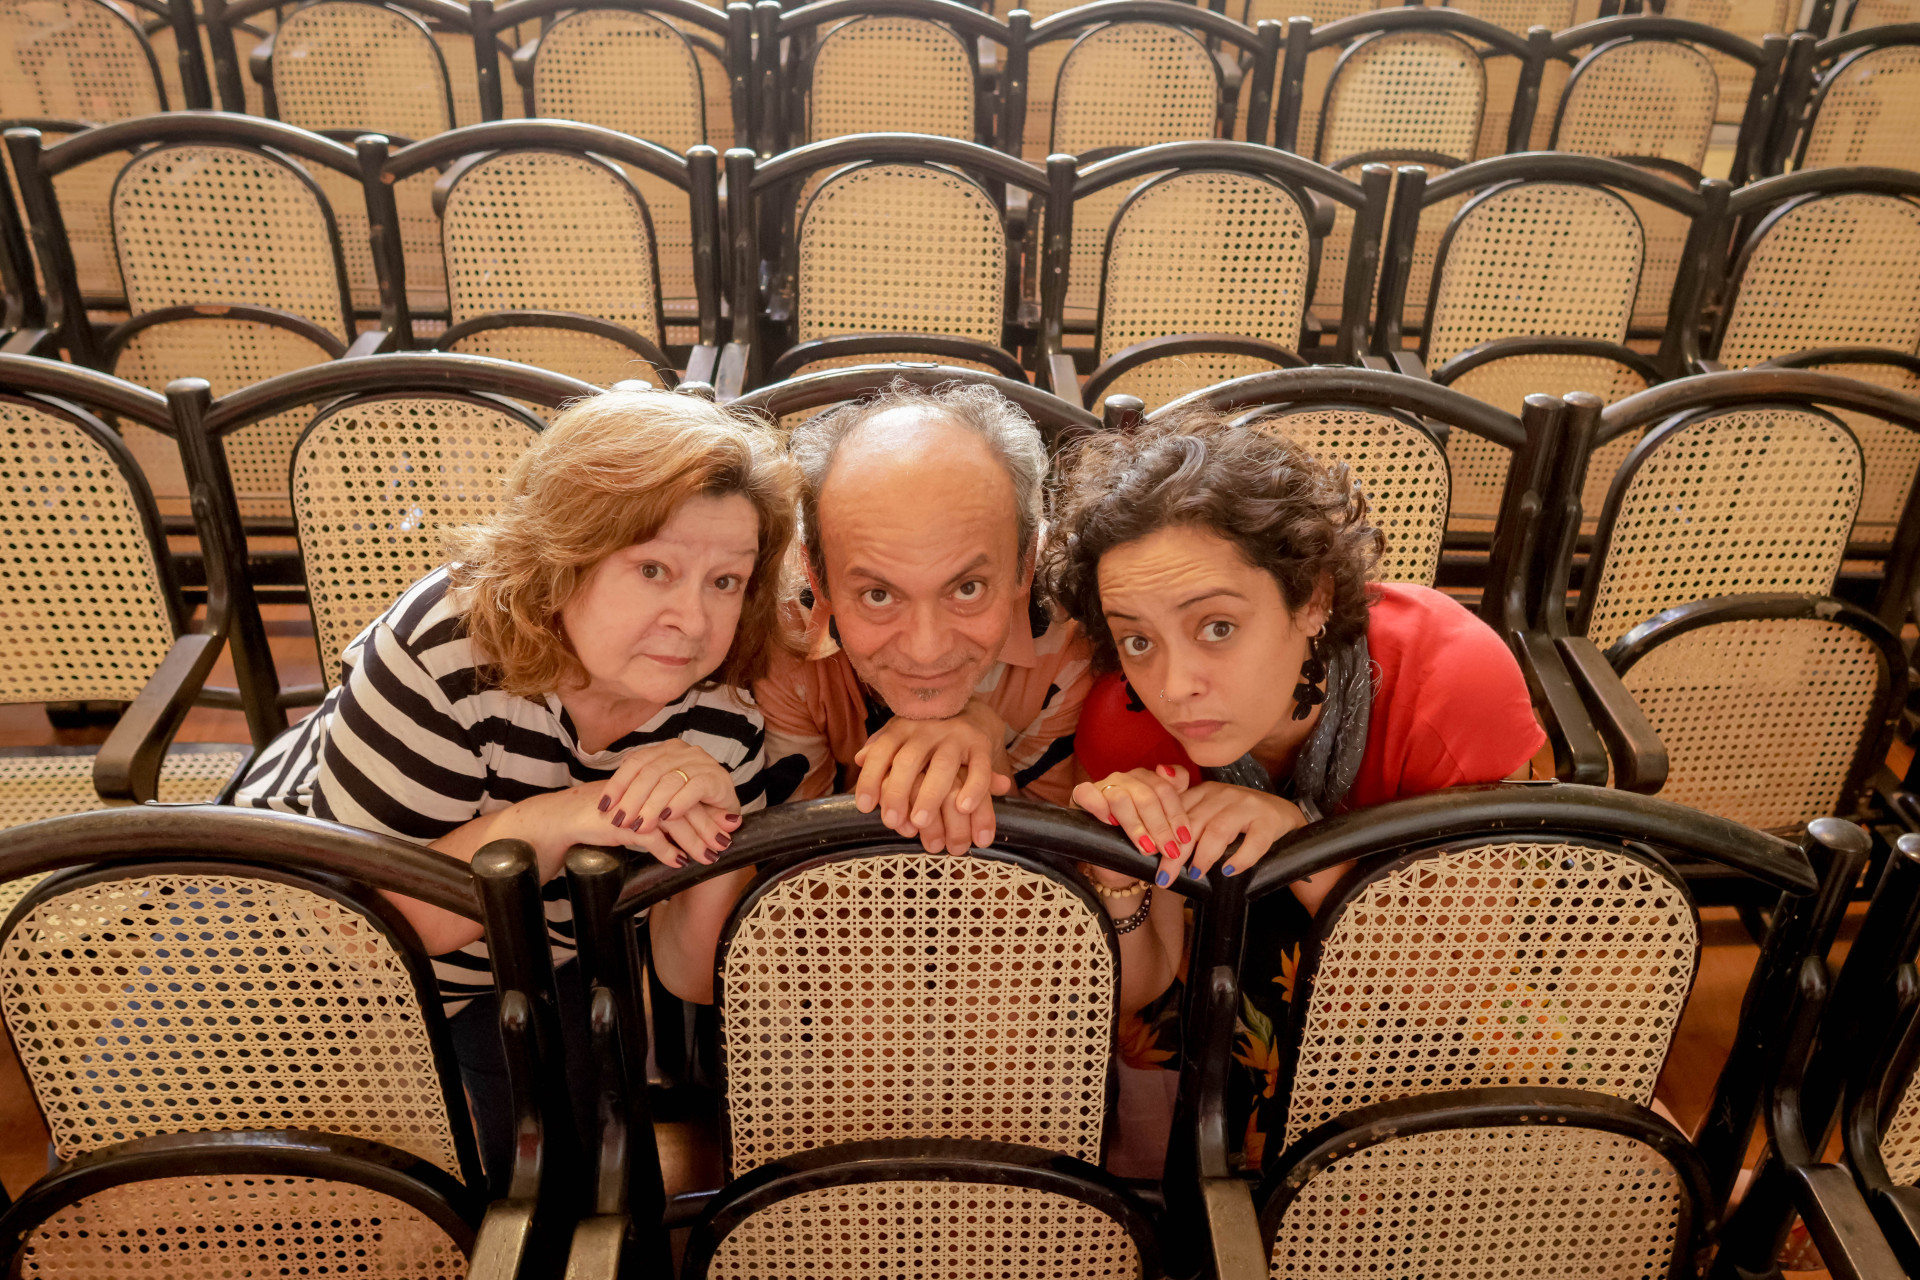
[1007,653,1093,807]
[308,616,487,844]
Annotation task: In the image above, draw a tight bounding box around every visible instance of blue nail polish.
[1222,863,1239,877]
[1186,864,1202,880]
[1155,870,1171,887]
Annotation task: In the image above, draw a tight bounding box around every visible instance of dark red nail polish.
[1178,826,1192,844]
[675,852,690,868]
[660,807,672,821]
[629,813,645,831]
[725,813,741,823]
[611,810,625,827]
[597,795,611,812]
[1139,836,1155,854]
[715,832,732,849]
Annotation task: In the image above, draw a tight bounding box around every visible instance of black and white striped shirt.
[234,568,771,1012]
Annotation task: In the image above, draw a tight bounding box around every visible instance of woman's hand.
[1180,781,1308,878]
[1072,765,1195,886]
[595,739,743,862]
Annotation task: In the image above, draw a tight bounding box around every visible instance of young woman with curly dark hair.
[1042,410,1543,1168]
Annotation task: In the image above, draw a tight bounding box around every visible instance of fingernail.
[597,795,611,812]
[715,832,731,849]
[1138,836,1155,853]
[629,813,645,831]
[660,807,672,820]
[912,809,929,827]
[1155,870,1171,887]
[675,853,690,868]
[975,831,991,848]
[1177,826,1192,843]
[725,813,741,824]
[1157,765,1173,778]
[612,810,625,827]
[1222,863,1239,877]
[1106,815,1118,825]
[1186,864,1202,880]
[884,809,901,827]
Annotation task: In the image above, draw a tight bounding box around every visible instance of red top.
[1074,583,1545,811]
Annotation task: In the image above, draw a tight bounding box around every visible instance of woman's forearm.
[382,795,575,955]
[648,867,754,1004]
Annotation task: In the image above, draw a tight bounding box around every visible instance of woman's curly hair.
[1042,409,1385,672]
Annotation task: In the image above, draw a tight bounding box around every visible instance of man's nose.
[898,602,954,664]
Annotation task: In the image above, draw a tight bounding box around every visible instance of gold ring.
[670,768,691,785]
[1099,783,1120,795]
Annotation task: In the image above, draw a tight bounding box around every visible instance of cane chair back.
[1095,170,1312,411]
[1581,406,1863,649]
[1443,0,1574,157]
[270,1,453,315]
[9,1165,471,1278]
[1717,193,1920,368]
[1880,1061,1920,1186]
[1610,602,1897,831]
[437,27,514,126]
[438,149,664,387]
[809,17,975,143]
[2,124,122,303]
[529,10,705,312]
[1274,0,1392,164]
[1014,0,1097,161]
[291,393,539,686]
[1802,45,1920,170]
[1783,359,1920,551]
[1243,406,1449,584]
[1282,839,1698,1149]
[0,746,249,827]
[1846,0,1920,26]
[0,865,472,1175]
[793,162,1006,366]
[1659,0,1795,120]
[715,850,1117,1175]
[0,0,164,120]
[1264,1116,1693,1276]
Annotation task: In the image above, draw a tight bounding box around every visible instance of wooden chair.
[1652,0,1800,121]
[727,359,1100,442]
[1769,23,1920,173]
[1439,0,1571,156]
[358,121,723,389]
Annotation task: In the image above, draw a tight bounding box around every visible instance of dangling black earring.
[1123,679,1147,713]
[1292,634,1327,721]
[828,617,841,645]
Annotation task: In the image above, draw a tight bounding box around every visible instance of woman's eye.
[954,580,984,601]
[1119,635,1153,657]
[862,588,891,607]
[1201,621,1235,642]
[639,563,664,581]
[713,575,739,592]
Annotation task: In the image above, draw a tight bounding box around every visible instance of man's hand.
[852,700,1014,850]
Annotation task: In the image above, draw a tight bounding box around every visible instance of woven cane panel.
[1718,194,1920,367]
[795,164,1005,348]
[1803,47,1920,170]
[442,151,660,344]
[782,351,1008,384]
[1809,362,1920,550]
[1269,1124,1685,1280]
[294,399,534,685]
[0,0,161,119]
[1477,54,1527,158]
[1659,0,1794,121]
[1625,187,1693,333]
[4,873,463,1172]
[1584,409,1862,649]
[18,1175,466,1277]
[1062,178,1155,324]
[1426,183,1643,367]
[112,317,333,521]
[1050,24,1221,157]
[1319,32,1484,166]
[1294,45,1340,177]
[0,749,242,828]
[434,29,504,127]
[1099,172,1310,367]
[271,2,452,140]
[1879,1064,1920,1185]
[0,401,175,705]
[445,326,668,392]
[1619,618,1882,830]
[709,1181,1141,1280]
[1103,354,1298,414]
[1849,0,1920,26]
[1285,842,1696,1148]
[1446,0,1577,33]
[1444,354,1650,532]
[690,42,733,151]
[112,145,351,343]
[1247,408,1447,585]
[1020,39,1069,160]
[719,854,1114,1173]
[1528,58,1573,149]
[810,18,975,142]
[1555,41,1717,172]
[532,10,705,149]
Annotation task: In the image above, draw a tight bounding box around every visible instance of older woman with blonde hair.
[235,389,797,1181]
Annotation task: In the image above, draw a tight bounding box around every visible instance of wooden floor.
[0,604,1871,1275]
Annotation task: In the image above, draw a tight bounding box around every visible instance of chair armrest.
[1388,349,1428,379]
[1302,187,1336,239]
[714,342,750,401]
[684,342,719,387]
[248,32,274,85]
[1788,1164,1909,1280]
[562,1215,627,1280]
[1005,186,1029,240]
[1200,1176,1267,1280]
[1690,357,1726,374]
[93,632,226,803]
[1512,628,1610,785]
[1873,1184,1920,1275]
[466,1199,537,1280]
[510,36,539,88]
[1357,353,1393,372]
[1046,351,1083,408]
[1,328,54,356]
[1554,634,1668,793]
[344,329,395,357]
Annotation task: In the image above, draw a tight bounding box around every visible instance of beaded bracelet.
[1111,886,1153,935]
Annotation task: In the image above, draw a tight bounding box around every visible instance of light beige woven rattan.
[709,1181,1142,1280]
[1584,407,1863,649]
[293,396,537,686]
[1618,616,1883,831]
[445,326,669,391]
[1285,841,1696,1149]
[1802,46,1920,171]
[0,871,466,1170]
[1096,171,1310,410]
[809,16,975,142]
[4,136,126,300]
[1881,1065,1920,1187]
[1443,354,1651,533]
[1426,182,1644,368]
[1805,361,1920,551]
[16,1174,467,1277]
[0,0,162,119]
[435,27,508,127]
[1248,408,1448,585]
[113,318,333,521]
[1268,1123,1687,1279]
[1658,0,1794,121]
[717,853,1115,1174]
[1848,0,1920,25]
[795,162,1006,350]
[1554,40,1718,170]
[1717,193,1920,368]
[1052,23,1220,157]
[0,750,244,830]
[1446,0,1577,32]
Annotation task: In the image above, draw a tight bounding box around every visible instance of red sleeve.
[1072,671,1198,783]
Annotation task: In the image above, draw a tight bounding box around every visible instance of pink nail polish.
[597,795,611,813]
[660,807,673,821]
[1139,835,1155,854]
[612,810,625,827]
[1177,826,1192,844]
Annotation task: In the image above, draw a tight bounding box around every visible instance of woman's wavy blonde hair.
[444,390,799,698]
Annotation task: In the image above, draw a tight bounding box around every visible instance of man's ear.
[801,552,829,612]
[1018,536,1038,591]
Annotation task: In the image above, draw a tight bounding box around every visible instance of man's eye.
[954,580,984,600]
[1201,621,1235,642]
[862,589,891,607]
[1119,635,1152,657]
